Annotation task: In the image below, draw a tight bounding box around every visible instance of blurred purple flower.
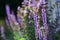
[41,8,48,40]
[5,4,10,16]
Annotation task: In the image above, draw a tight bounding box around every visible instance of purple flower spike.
[5,4,10,16]
[41,7,48,40]
[11,11,17,22]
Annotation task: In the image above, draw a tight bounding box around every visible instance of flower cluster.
[5,0,48,40]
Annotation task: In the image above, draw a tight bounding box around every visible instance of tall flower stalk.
[33,12,38,40]
[41,0,48,40]
[5,4,21,40]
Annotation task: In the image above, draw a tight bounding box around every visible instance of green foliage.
[19,38,25,40]
[5,26,14,40]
